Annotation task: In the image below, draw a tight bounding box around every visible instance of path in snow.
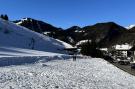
[0,58,135,89]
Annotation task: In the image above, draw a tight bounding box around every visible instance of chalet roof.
[100,48,108,51]
[115,44,132,50]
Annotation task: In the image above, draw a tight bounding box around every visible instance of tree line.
[0,14,9,20]
[80,40,103,57]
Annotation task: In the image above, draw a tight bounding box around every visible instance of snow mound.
[0,18,70,53]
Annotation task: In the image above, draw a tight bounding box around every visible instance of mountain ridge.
[13,18,135,47]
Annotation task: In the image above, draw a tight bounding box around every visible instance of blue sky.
[0,0,135,28]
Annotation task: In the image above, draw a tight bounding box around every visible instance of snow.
[0,46,71,66]
[43,31,51,35]
[0,46,62,57]
[126,24,135,29]
[0,57,135,89]
[1,14,135,89]
[67,36,74,43]
[21,18,29,21]
[100,48,108,51]
[16,18,31,25]
[56,39,73,48]
[16,21,23,25]
[0,18,70,53]
[75,30,85,33]
[114,44,132,50]
[76,40,91,46]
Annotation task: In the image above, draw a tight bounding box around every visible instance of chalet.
[112,44,132,61]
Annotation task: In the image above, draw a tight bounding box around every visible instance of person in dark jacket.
[73,54,76,61]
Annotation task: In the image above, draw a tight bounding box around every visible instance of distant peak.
[67,26,81,30]
[94,22,117,26]
[126,24,135,29]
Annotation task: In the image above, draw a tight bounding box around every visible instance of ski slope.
[0,18,72,53]
[0,46,71,67]
[0,46,62,57]
[0,58,135,89]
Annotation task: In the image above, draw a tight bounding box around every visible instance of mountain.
[14,18,76,45]
[84,22,127,47]
[14,18,60,33]
[0,18,72,53]
[119,27,135,44]
[15,18,135,47]
[65,22,127,47]
[14,18,66,40]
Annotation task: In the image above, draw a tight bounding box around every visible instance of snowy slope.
[0,46,62,57]
[0,18,72,53]
[0,58,135,89]
[56,39,73,48]
[76,40,90,46]
[0,46,72,66]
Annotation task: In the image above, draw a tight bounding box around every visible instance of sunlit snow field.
[0,18,135,89]
[0,58,135,89]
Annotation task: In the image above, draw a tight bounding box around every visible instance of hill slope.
[0,18,72,53]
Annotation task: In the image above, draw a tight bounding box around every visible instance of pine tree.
[81,40,92,55]
[0,14,4,19]
[0,14,9,20]
[81,40,103,57]
[4,14,9,20]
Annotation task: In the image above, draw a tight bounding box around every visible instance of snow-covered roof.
[100,48,108,51]
[114,44,132,50]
